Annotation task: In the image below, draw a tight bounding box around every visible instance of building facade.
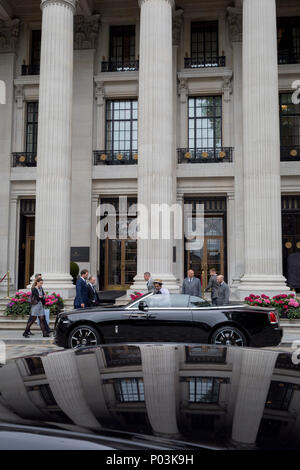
[0,0,300,299]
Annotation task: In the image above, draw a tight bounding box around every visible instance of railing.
[21,64,40,76]
[12,152,37,167]
[278,53,300,65]
[281,145,300,161]
[184,56,226,69]
[177,147,233,163]
[93,150,138,165]
[101,60,139,72]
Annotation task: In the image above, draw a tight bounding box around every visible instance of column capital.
[139,0,174,8]
[41,0,77,12]
[227,6,242,43]
[74,14,100,50]
[0,18,20,53]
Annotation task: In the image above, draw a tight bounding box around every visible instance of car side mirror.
[138,301,148,312]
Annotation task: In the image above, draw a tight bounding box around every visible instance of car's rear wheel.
[67,325,101,349]
[211,326,247,347]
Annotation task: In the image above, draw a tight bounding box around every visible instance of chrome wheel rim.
[70,327,98,349]
[214,329,244,347]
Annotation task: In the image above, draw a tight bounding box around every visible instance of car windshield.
[128,293,211,309]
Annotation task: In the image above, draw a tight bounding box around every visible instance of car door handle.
[147,314,157,319]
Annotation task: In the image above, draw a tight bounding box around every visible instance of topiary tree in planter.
[70,262,79,285]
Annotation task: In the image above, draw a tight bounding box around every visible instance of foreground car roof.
[0,343,299,450]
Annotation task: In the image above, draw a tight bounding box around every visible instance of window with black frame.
[265,381,298,411]
[114,378,145,403]
[188,21,221,68]
[106,99,138,162]
[280,93,300,160]
[109,25,136,71]
[24,102,38,166]
[277,17,300,64]
[188,96,222,160]
[31,30,41,69]
[22,30,41,75]
[188,377,221,403]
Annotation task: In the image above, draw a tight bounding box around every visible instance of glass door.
[185,215,225,290]
[104,239,137,290]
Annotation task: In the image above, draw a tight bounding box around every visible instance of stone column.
[140,344,180,437]
[231,348,278,446]
[0,19,20,297]
[33,0,77,297]
[227,5,245,296]
[238,0,289,298]
[132,0,179,292]
[90,194,99,288]
[7,196,19,291]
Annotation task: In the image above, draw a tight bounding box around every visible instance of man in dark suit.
[216,275,230,306]
[181,269,201,297]
[87,276,100,307]
[74,269,89,309]
[205,268,219,305]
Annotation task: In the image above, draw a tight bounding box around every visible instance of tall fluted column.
[140,345,180,437]
[132,0,179,292]
[33,0,76,296]
[231,349,278,446]
[238,0,289,298]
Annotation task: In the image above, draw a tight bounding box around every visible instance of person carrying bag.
[22,277,50,338]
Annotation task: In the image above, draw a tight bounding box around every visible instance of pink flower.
[264,299,270,304]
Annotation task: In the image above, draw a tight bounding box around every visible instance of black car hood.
[0,343,299,450]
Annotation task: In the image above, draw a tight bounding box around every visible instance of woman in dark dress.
[22,277,50,338]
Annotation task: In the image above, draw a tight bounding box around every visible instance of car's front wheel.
[67,325,101,349]
[211,326,247,347]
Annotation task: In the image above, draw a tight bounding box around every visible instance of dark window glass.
[25,357,44,375]
[280,93,300,147]
[265,381,295,411]
[191,21,219,65]
[25,102,39,154]
[114,378,144,402]
[277,17,300,63]
[189,377,220,403]
[110,25,135,66]
[31,30,41,67]
[188,96,222,150]
[106,99,138,153]
[27,384,57,406]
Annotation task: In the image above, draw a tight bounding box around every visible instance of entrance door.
[104,238,137,290]
[25,217,35,287]
[186,216,225,290]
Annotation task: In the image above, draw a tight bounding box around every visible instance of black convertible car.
[54,292,283,349]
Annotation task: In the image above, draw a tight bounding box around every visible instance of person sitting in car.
[153,279,169,295]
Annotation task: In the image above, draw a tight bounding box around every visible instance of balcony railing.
[21,65,40,76]
[184,56,226,69]
[278,53,300,65]
[281,146,300,161]
[12,152,37,167]
[93,150,138,165]
[101,60,139,72]
[177,147,233,164]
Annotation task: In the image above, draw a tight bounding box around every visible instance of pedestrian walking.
[216,275,230,306]
[144,272,155,292]
[87,276,100,307]
[32,273,52,333]
[22,277,50,338]
[181,269,201,297]
[205,268,219,305]
[74,269,89,309]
